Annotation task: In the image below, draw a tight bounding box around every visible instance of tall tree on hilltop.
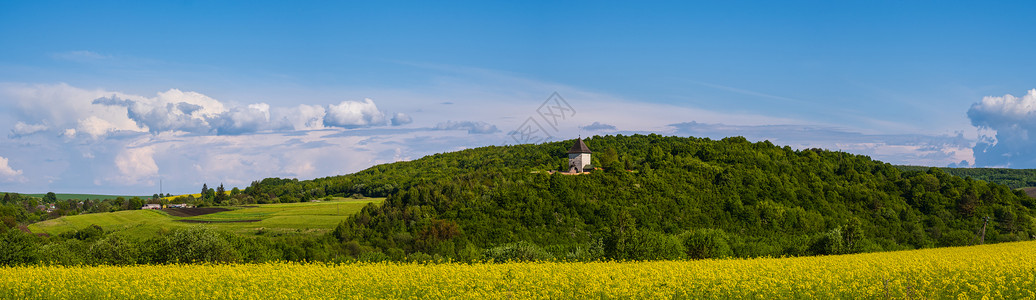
[202,184,216,202]
[216,184,227,203]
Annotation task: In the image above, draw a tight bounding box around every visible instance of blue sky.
[2,1,1036,195]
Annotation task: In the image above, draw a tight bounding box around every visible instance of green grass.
[27,197,383,239]
[27,209,180,239]
[12,193,148,201]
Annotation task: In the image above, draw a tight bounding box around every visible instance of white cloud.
[324,98,388,128]
[154,89,227,117]
[969,89,1036,128]
[76,116,119,138]
[967,89,1036,167]
[435,120,499,134]
[4,84,408,137]
[391,113,413,126]
[0,83,423,193]
[113,146,159,185]
[0,156,26,183]
[580,121,616,131]
[9,121,48,137]
[1,83,144,135]
[212,103,271,135]
[93,90,224,134]
[273,104,326,130]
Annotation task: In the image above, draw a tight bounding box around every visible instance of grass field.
[27,197,383,239]
[2,240,1033,299]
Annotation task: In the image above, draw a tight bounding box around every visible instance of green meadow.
[27,197,383,239]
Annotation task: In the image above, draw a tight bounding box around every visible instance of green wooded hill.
[247,134,1035,261]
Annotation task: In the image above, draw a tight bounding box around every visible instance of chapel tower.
[567,138,592,173]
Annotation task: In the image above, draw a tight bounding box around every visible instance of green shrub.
[682,229,732,259]
[636,231,686,260]
[59,224,104,241]
[155,226,239,263]
[485,241,553,262]
[38,239,88,265]
[0,230,39,265]
[89,235,138,265]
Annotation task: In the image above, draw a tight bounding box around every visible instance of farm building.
[142,204,162,210]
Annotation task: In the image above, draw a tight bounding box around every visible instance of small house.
[142,204,162,210]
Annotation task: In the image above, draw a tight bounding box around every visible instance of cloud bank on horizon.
[0,82,444,192]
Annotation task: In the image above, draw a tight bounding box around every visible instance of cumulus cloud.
[2,83,144,136]
[324,99,388,128]
[435,121,499,134]
[211,103,271,135]
[76,116,120,138]
[92,91,222,134]
[0,156,26,183]
[61,128,77,138]
[4,84,410,139]
[968,89,1036,167]
[273,104,326,131]
[580,121,616,131]
[113,146,159,185]
[391,113,413,126]
[91,96,133,106]
[9,121,48,137]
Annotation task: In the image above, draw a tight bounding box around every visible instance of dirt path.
[19,225,49,237]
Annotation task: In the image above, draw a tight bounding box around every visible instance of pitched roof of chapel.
[568,138,592,154]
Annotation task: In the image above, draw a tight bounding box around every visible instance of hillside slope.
[248,134,1035,260]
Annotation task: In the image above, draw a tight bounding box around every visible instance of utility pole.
[980,216,989,244]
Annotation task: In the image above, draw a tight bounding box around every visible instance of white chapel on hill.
[567,138,592,173]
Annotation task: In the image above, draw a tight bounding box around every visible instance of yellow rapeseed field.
[2,241,1034,299]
